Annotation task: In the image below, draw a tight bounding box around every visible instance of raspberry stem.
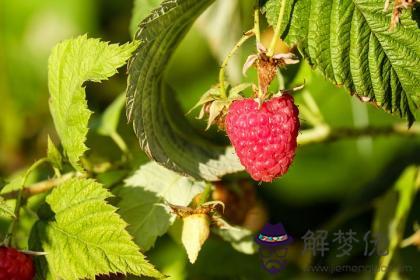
[1,172,77,200]
[198,182,213,206]
[267,0,287,57]
[4,158,48,246]
[254,7,261,44]
[219,30,254,98]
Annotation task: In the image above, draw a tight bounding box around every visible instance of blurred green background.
[0,0,419,279]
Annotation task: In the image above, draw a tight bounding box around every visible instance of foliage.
[48,35,139,170]
[264,0,420,124]
[126,0,244,181]
[117,161,204,251]
[32,178,162,279]
[0,0,419,279]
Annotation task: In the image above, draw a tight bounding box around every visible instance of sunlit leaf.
[117,161,205,251]
[96,93,126,137]
[0,196,15,218]
[33,178,162,280]
[48,35,139,170]
[47,136,62,170]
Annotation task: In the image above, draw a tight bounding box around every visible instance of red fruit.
[225,94,299,182]
[0,247,35,280]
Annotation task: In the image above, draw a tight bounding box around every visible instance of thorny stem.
[4,158,48,246]
[267,0,287,57]
[219,30,255,98]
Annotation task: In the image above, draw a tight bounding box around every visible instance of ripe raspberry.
[0,247,35,280]
[225,94,299,182]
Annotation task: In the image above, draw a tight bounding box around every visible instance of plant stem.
[298,123,420,146]
[198,182,213,206]
[4,158,48,246]
[254,8,261,44]
[2,172,77,200]
[267,0,287,57]
[219,30,254,98]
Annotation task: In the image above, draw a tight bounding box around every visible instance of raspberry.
[0,247,35,280]
[225,94,299,182]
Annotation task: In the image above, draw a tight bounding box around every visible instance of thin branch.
[267,0,287,57]
[1,172,77,200]
[219,30,255,98]
[1,124,417,201]
[254,7,261,44]
[298,123,419,146]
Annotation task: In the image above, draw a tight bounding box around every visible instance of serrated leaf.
[264,0,419,124]
[130,0,163,37]
[48,35,139,170]
[0,196,15,218]
[117,187,174,252]
[117,161,205,250]
[97,93,126,136]
[36,178,162,280]
[127,0,244,181]
[47,136,62,170]
[125,161,205,205]
[262,0,294,39]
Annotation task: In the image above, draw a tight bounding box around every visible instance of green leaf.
[130,0,163,38]
[196,0,245,83]
[117,187,174,252]
[262,0,294,40]
[127,0,244,181]
[47,136,62,170]
[48,35,139,170]
[0,196,15,218]
[117,161,205,251]
[125,162,205,205]
[264,0,419,124]
[35,178,162,280]
[96,93,126,137]
[373,166,418,280]
[213,225,258,255]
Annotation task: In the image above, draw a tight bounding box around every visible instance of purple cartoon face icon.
[256,223,293,274]
[259,246,288,273]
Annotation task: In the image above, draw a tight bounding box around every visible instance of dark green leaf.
[265,0,420,124]
[127,0,244,180]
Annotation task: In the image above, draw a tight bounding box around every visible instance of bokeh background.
[0,0,419,279]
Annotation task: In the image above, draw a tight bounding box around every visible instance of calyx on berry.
[188,83,253,130]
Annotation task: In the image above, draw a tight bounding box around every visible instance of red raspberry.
[0,247,35,280]
[225,94,299,182]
